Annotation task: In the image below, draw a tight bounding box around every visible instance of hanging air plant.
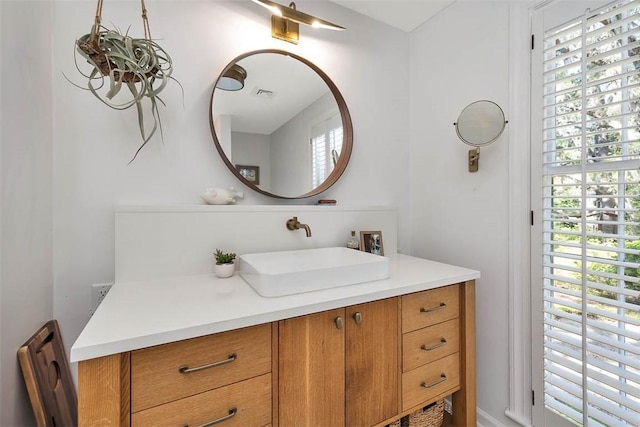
[71,0,180,163]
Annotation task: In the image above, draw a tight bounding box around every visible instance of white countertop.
[70,254,480,362]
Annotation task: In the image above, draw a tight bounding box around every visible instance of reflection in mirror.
[210,50,352,199]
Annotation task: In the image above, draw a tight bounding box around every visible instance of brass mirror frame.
[209,49,353,199]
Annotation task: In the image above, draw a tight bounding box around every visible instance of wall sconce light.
[216,64,247,91]
[251,0,345,45]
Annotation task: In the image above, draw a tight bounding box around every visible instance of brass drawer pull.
[335,316,343,329]
[421,374,447,389]
[178,353,237,374]
[353,312,362,325]
[420,303,446,313]
[421,338,447,351]
[182,407,237,427]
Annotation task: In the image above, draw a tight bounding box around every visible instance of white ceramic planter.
[214,262,235,278]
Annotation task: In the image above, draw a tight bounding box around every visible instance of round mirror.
[454,100,506,147]
[209,49,353,199]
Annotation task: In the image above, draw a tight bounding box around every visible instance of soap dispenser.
[347,230,360,250]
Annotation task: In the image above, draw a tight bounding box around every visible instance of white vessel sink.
[238,247,389,297]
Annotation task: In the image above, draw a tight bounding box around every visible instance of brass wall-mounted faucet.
[286,216,312,237]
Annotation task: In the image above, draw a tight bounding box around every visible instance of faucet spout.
[300,223,312,237]
[286,216,312,237]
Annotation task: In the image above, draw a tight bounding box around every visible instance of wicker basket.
[401,400,445,427]
[386,419,402,427]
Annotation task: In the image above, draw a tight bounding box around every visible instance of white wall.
[0,1,54,426]
[114,206,399,282]
[1,5,3,422]
[50,0,411,378]
[409,2,512,425]
[0,1,525,425]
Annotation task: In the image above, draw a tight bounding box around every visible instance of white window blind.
[541,0,640,425]
[311,114,343,188]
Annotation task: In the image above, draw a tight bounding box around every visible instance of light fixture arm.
[252,0,345,35]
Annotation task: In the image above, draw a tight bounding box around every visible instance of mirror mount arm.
[468,148,480,173]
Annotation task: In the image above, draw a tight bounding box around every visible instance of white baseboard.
[477,407,508,427]
[504,409,533,427]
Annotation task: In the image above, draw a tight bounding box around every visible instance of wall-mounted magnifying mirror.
[210,49,353,199]
[454,100,507,172]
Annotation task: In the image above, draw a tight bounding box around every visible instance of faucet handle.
[286,217,298,230]
[286,216,311,237]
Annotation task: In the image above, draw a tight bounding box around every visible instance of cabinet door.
[278,308,345,427]
[346,298,399,427]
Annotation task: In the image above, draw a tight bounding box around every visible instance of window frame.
[531,0,640,425]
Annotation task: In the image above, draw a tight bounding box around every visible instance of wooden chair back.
[18,320,77,427]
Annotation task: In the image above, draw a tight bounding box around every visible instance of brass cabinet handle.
[420,303,446,313]
[420,338,447,351]
[178,354,237,374]
[335,316,343,329]
[421,374,447,389]
[182,408,237,427]
[353,312,362,325]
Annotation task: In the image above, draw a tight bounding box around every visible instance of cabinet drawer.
[132,373,271,426]
[403,318,459,372]
[402,352,460,411]
[132,323,271,412]
[402,284,460,333]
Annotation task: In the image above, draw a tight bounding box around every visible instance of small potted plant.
[214,249,236,278]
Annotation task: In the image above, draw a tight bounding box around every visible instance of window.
[310,114,343,188]
[538,0,640,425]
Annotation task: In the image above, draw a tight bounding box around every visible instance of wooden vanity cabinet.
[397,282,476,427]
[78,323,272,427]
[278,308,346,426]
[401,285,461,412]
[77,280,476,427]
[131,323,271,412]
[278,298,399,427]
[345,299,399,426]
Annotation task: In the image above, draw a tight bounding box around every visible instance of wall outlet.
[90,283,113,315]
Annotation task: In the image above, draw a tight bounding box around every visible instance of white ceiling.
[328,0,455,32]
